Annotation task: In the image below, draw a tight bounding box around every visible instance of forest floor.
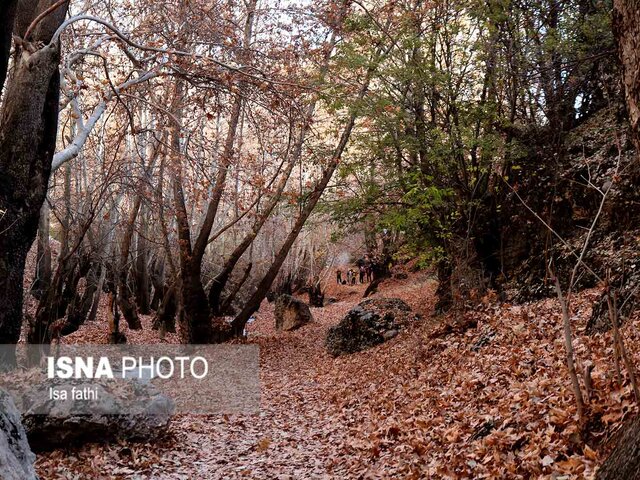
[34,269,640,479]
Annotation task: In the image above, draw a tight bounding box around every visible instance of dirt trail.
[37,270,634,479]
[37,274,436,479]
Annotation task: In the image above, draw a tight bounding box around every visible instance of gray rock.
[0,388,37,480]
[274,295,313,331]
[21,380,174,451]
[326,298,416,357]
[382,329,399,340]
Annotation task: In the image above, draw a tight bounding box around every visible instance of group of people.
[336,264,373,286]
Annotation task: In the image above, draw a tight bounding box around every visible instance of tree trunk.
[179,261,212,342]
[0,0,69,366]
[30,254,90,344]
[134,212,151,314]
[597,415,640,480]
[219,262,252,315]
[63,262,101,335]
[308,278,324,307]
[31,202,52,299]
[107,291,126,344]
[169,1,258,343]
[170,78,213,342]
[154,284,177,333]
[0,246,29,361]
[87,265,105,322]
[149,256,164,311]
[613,1,640,151]
[117,197,143,330]
[434,259,453,313]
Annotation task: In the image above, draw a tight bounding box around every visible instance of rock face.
[21,381,174,451]
[326,298,416,357]
[0,389,37,480]
[275,295,313,331]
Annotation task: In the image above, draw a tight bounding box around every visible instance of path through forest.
[36,271,639,479]
[37,274,437,479]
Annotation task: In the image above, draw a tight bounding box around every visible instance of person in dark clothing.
[359,265,366,283]
[336,269,342,285]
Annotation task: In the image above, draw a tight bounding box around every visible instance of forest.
[0,0,639,478]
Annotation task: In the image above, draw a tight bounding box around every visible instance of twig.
[607,270,640,402]
[550,267,585,420]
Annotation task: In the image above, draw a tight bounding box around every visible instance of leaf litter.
[35,271,640,479]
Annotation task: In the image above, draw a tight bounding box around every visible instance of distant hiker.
[366,265,373,282]
[359,265,366,284]
[346,269,353,285]
[350,269,357,285]
[336,269,342,285]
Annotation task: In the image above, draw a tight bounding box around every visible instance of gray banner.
[0,344,260,416]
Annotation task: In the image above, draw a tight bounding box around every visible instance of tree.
[613,0,640,151]
[0,0,70,366]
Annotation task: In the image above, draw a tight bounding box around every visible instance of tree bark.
[63,262,101,335]
[613,1,640,151]
[597,415,640,480]
[0,0,18,93]
[149,256,164,311]
[219,262,252,315]
[134,212,151,314]
[30,254,90,344]
[308,277,324,307]
[87,265,105,322]
[107,291,126,344]
[154,284,177,333]
[117,196,143,330]
[0,0,69,366]
[31,201,52,299]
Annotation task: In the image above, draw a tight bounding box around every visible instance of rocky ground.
[34,270,640,479]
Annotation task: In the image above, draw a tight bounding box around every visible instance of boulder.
[274,295,313,331]
[326,298,417,357]
[0,389,37,480]
[21,380,174,451]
